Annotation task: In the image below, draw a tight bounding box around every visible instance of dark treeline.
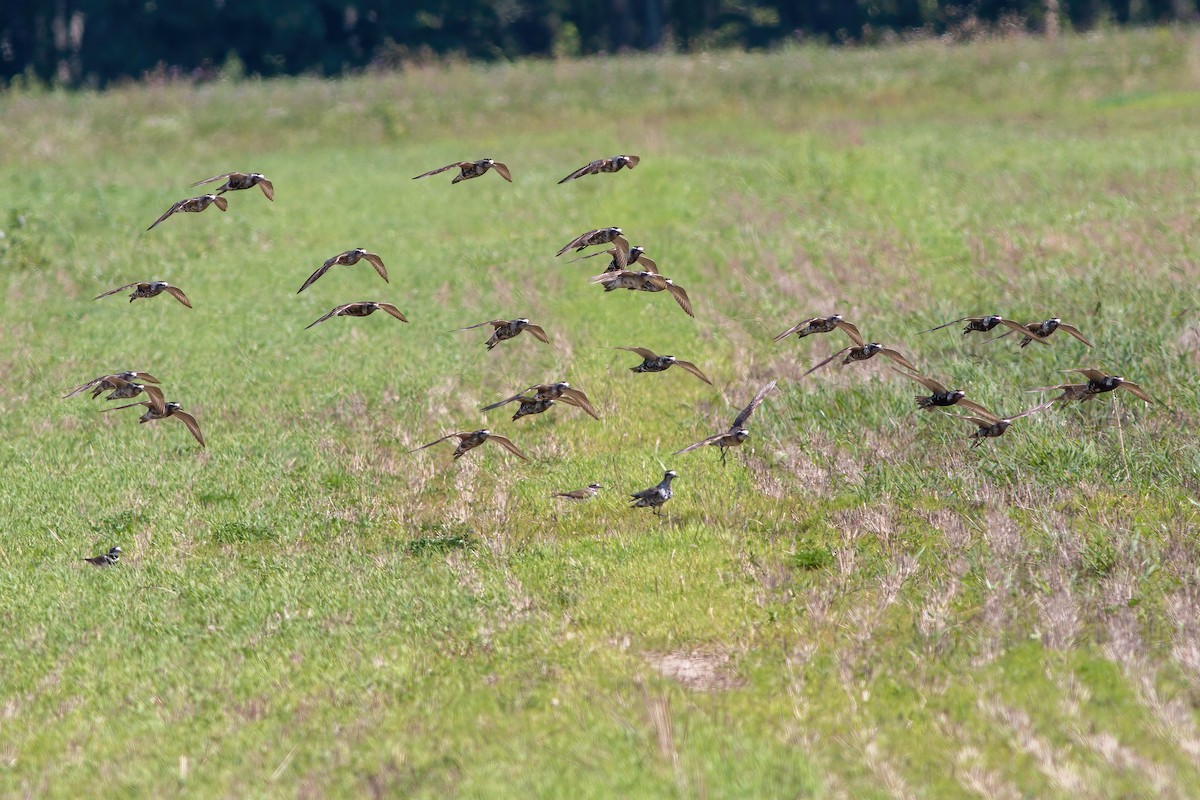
[2,1,1196,87]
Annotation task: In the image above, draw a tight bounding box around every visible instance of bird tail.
[915,395,934,410]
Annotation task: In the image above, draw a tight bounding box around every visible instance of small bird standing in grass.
[83,546,122,566]
[190,171,274,200]
[453,318,550,350]
[146,194,228,230]
[553,483,603,500]
[412,159,512,184]
[674,380,776,463]
[630,471,676,515]
[298,249,388,293]
[612,346,712,385]
[408,429,528,461]
[305,302,408,329]
[558,154,640,184]
[95,281,192,308]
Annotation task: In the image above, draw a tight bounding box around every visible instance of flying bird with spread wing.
[146,194,227,231]
[95,281,192,308]
[611,346,712,385]
[892,369,994,416]
[453,318,550,350]
[800,324,917,377]
[942,405,1047,448]
[556,227,628,257]
[773,315,862,344]
[412,159,512,184]
[64,371,160,400]
[297,249,388,293]
[481,382,599,420]
[305,302,408,330]
[590,270,694,317]
[104,400,205,447]
[674,380,777,463]
[558,154,640,184]
[988,317,1089,348]
[190,171,274,200]
[408,429,528,461]
[1027,368,1154,407]
[569,242,656,273]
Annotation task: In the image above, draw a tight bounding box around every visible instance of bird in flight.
[95,281,192,308]
[802,336,918,378]
[773,315,862,344]
[942,404,1047,448]
[674,380,776,463]
[482,382,599,420]
[64,371,160,400]
[1027,368,1154,407]
[590,270,694,317]
[917,314,1028,338]
[104,400,205,447]
[558,154,640,184]
[556,227,628,257]
[892,369,993,416]
[305,302,408,330]
[190,171,274,200]
[412,159,512,184]
[408,429,528,461]
[569,242,656,273]
[988,317,1088,348]
[453,318,550,350]
[611,346,712,385]
[297,249,388,293]
[146,194,227,230]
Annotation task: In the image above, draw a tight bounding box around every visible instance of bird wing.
[1057,323,1093,347]
[917,317,970,334]
[523,324,550,344]
[146,201,183,230]
[408,432,466,452]
[363,253,389,282]
[946,412,998,428]
[834,320,864,346]
[172,410,205,446]
[100,401,150,413]
[1007,403,1051,421]
[555,232,591,256]
[673,432,725,456]
[557,160,601,184]
[94,283,142,299]
[1066,368,1107,382]
[257,178,275,201]
[189,173,233,187]
[609,238,631,269]
[305,304,353,330]
[997,318,1050,344]
[491,162,513,182]
[212,195,228,212]
[412,163,460,179]
[566,249,611,264]
[134,372,161,384]
[674,360,713,385]
[801,348,851,378]
[480,393,527,412]
[732,380,777,430]
[163,285,192,308]
[636,254,658,273]
[487,434,529,461]
[955,398,995,418]
[1118,381,1154,403]
[559,391,600,420]
[665,283,694,317]
[63,377,105,398]
[772,318,819,342]
[880,348,918,372]
[615,346,658,359]
[142,385,167,415]
[453,320,508,332]
[624,155,641,168]
[378,303,408,323]
[891,368,945,393]
[296,262,333,294]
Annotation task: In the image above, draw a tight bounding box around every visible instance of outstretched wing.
[172,410,205,447]
[94,283,142,299]
[453,320,507,332]
[362,252,389,283]
[997,318,1050,345]
[305,304,354,330]
[189,172,233,187]
[673,359,713,385]
[297,262,333,294]
[1057,323,1093,347]
[801,348,851,379]
[635,254,658,273]
[892,368,946,394]
[917,316,971,334]
[378,303,408,323]
[256,177,275,201]
[1065,368,1107,382]
[163,285,192,308]
[772,318,820,342]
[523,324,550,344]
[556,230,595,256]
[614,346,658,360]
[879,348,917,372]
[481,393,528,412]
[955,398,995,418]
[559,389,600,420]
[146,201,183,231]
[731,380,777,430]
[487,434,529,461]
[100,401,150,413]
[408,432,465,453]
[490,162,513,182]
[412,163,462,179]
[665,283,694,318]
[1118,381,1154,404]
[557,159,602,184]
[673,432,724,456]
[212,195,228,212]
[835,320,865,347]
[142,385,167,415]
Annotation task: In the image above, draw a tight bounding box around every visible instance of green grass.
[3,27,1200,797]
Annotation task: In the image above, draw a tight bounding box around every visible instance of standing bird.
[918,314,1033,338]
[412,159,512,184]
[83,546,122,567]
[408,429,528,461]
[558,154,640,184]
[569,242,656,273]
[773,314,862,344]
[482,382,599,420]
[556,227,628,256]
[453,318,550,350]
[989,317,1088,348]
[189,171,274,200]
[630,470,676,515]
[892,369,993,415]
[553,483,603,500]
[297,249,388,293]
[103,400,205,447]
[1027,368,1154,406]
[305,302,408,330]
[94,281,192,308]
[146,194,228,230]
[590,270,694,317]
[64,371,160,400]
[943,405,1047,448]
[802,342,918,378]
[674,380,777,463]
[611,346,712,385]
[100,377,166,415]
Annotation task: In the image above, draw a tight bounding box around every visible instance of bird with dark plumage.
[408,429,528,461]
[1027,368,1154,407]
[83,546,122,567]
[802,340,918,378]
[95,281,192,308]
[917,314,1034,338]
[556,227,628,257]
[297,249,388,293]
[413,159,512,184]
[892,369,993,416]
[104,400,205,447]
[611,346,712,384]
[569,241,656,273]
[674,380,776,463]
[453,318,550,350]
[482,382,599,420]
[590,270,694,317]
[305,302,408,330]
[773,315,861,344]
[630,471,676,515]
[942,404,1047,448]
[100,377,166,415]
[64,371,160,400]
[558,155,640,184]
[190,171,274,200]
[146,194,227,230]
[988,317,1088,348]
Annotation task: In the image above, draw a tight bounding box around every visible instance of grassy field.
[3,26,1200,798]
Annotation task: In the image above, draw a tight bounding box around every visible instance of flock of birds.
[63,154,1154,563]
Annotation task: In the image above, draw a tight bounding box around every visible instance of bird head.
[664,356,678,364]
[588,483,603,490]
[479,429,492,437]
[983,314,1002,325]
[663,470,677,480]
[630,246,646,258]
[732,429,750,443]
[863,343,883,356]
[830,314,844,322]
[353,247,368,257]
[110,546,123,555]
[948,390,966,402]
[517,318,530,326]
[165,402,182,413]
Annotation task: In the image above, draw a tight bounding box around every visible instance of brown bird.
[569,242,657,273]
[612,346,712,385]
[64,371,160,400]
[673,380,776,463]
[190,171,274,200]
[1027,368,1154,406]
[297,249,388,293]
[482,382,599,420]
[892,369,993,416]
[773,315,863,344]
[146,194,228,231]
[412,159,512,184]
[83,546,122,567]
[94,281,192,308]
[918,314,1024,337]
[590,270,694,317]
[453,318,550,350]
[553,483,603,500]
[988,317,1086,348]
[103,400,205,447]
[558,154,640,184]
[100,377,166,415]
[802,342,917,378]
[942,405,1047,448]
[556,227,628,257]
[408,429,528,461]
[305,301,408,330]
